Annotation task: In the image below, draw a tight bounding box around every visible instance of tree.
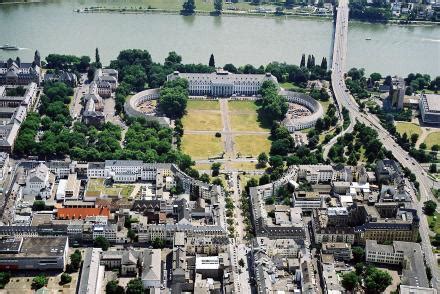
[70,249,82,270]
[164,51,182,67]
[152,237,166,249]
[352,246,365,263]
[209,54,215,67]
[430,164,437,173]
[32,274,48,290]
[300,54,306,68]
[106,280,125,294]
[211,162,221,176]
[95,48,102,68]
[238,258,245,267]
[370,72,382,82]
[182,0,196,13]
[364,267,392,293]
[420,143,427,150]
[341,271,359,291]
[126,278,144,294]
[199,173,210,183]
[127,229,136,241]
[214,0,223,13]
[94,236,110,251]
[424,200,437,215]
[259,174,270,185]
[257,152,268,167]
[223,63,237,73]
[32,200,46,211]
[410,133,419,145]
[0,272,10,289]
[269,155,283,169]
[320,57,327,70]
[60,273,72,285]
[212,178,223,187]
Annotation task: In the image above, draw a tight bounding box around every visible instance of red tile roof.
[56,207,110,220]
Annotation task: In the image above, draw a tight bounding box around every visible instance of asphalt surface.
[331,0,439,288]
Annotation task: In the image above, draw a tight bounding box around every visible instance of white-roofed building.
[420,93,440,124]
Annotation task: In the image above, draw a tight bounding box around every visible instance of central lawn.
[228,100,259,112]
[395,122,422,137]
[187,100,219,111]
[182,111,222,131]
[182,134,223,159]
[234,135,270,157]
[87,178,134,198]
[230,113,267,132]
[424,132,440,149]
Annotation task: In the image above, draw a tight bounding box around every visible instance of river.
[0,0,439,76]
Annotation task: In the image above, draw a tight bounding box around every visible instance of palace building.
[167,69,278,97]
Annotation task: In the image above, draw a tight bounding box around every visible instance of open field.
[187,100,219,111]
[395,122,422,137]
[230,161,264,171]
[234,135,271,157]
[182,134,223,159]
[87,178,134,198]
[228,100,259,112]
[182,111,222,131]
[424,131,440,149]
[230,113,267,132]
[193,163,213,171]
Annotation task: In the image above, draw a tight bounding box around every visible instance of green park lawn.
[319,100,332,113]
[424,132,440,149]
[230,113,267,132]
[428,212,440,234]
[228,100,259,113]
[395,122,422,137]
[186,100,219,111]
[182,111,222,131]
[279,82,306,92]
[234,135,271,157]
[182,134,223,159]
[87,178,134,198]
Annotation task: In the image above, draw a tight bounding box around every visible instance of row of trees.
[106,278,144,294]
[182,0,223,14]
[258,80,288,125]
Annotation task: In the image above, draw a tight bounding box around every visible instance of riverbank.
[75,6,440,26]
[75,7,333,20]
[0,0,41,4]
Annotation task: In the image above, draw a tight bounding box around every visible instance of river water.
[0,0,439,76]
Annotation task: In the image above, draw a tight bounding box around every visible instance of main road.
[331,0,440,288]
